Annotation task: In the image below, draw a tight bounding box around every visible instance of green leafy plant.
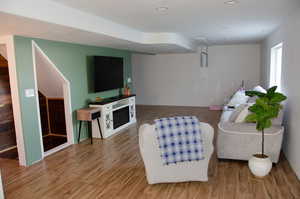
[245,86,287,157]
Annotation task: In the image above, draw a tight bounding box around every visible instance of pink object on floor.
[209,105,223,111]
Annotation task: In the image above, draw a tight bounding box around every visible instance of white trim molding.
[32,41,74,158]
[0,35,27,166]
[31,42,45,157]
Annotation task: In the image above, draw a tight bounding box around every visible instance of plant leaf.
[245,91,266,98]
[245,113,257,123]
[256,122,264,131]
[246,87,287,132]
[248,104,264,114]
[264,119,272,129]
[256,98,269,110]
[267,86,277,94]
[270,93,287,103]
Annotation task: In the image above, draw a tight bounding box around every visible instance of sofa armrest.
[218,122,284,136]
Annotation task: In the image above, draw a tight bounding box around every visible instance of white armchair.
[139,122,214,184]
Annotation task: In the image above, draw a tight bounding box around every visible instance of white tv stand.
[90,95,136,138]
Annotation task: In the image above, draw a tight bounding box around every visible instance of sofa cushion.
[220,109,234,123]
[253,85,267,93]
[247,86,267,103]
[234,105,250,123]
[227,90,249,107]
[228,104,247,122]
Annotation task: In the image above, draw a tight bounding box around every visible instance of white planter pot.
[248,154,272,177]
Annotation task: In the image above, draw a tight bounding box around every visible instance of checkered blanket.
[154,116,205,165]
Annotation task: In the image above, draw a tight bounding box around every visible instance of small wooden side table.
[77,107,103,144]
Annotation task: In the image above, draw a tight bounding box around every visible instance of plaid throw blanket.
[154,116,204,165]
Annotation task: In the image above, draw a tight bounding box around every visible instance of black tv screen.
[93,56,124,92]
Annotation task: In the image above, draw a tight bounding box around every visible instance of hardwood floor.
[0,105,299,199]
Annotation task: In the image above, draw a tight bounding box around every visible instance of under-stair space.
[0,53,18,160]
[38,92,67,152]
[34,46,68,153]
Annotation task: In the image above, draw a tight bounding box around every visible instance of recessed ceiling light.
[224,0,238,5]
[156,6,168,13]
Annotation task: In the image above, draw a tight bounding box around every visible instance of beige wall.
[132,44,261,106]
[261,12,300,179]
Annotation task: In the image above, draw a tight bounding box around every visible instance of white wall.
[0,45,7,59]
[35,48,64,98]
[261,12,300,179]
[132,44,261,106]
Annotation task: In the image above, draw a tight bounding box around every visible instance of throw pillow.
[235,105,250,123]
[253,85,267,93]
[229,104,247,123]
[227,90,249,107]
[248,85,267,103]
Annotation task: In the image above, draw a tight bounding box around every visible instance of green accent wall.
[13,36,132,165]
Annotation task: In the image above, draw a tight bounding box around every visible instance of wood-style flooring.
[0,105,299,199]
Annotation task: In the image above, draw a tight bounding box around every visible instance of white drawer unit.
[90,95,136,138]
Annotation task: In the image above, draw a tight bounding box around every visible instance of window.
[270,43,283,91]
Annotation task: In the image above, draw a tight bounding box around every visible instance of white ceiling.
[0,0,300,53]
[51,0,300,44]
[0,12,192,54]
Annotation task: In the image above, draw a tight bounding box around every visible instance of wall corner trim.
[0,35,27,166]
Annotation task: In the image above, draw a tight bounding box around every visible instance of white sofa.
[218,105,284,163]
[139,122,214,184]
[217,122,284,163]
[217,85,285,163]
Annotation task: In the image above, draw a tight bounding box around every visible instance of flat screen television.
[93,56,124,92]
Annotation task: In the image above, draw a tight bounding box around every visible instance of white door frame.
[0,36,26,166]
[32,41,74,158]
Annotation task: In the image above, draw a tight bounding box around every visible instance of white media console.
[90,95,136,138]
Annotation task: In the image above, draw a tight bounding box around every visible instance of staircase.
[0,55,17,154]
[0,55,7,67]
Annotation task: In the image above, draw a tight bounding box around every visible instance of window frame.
[269,42,283,91]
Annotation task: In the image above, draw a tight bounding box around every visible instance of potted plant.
[245,86,287,177]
